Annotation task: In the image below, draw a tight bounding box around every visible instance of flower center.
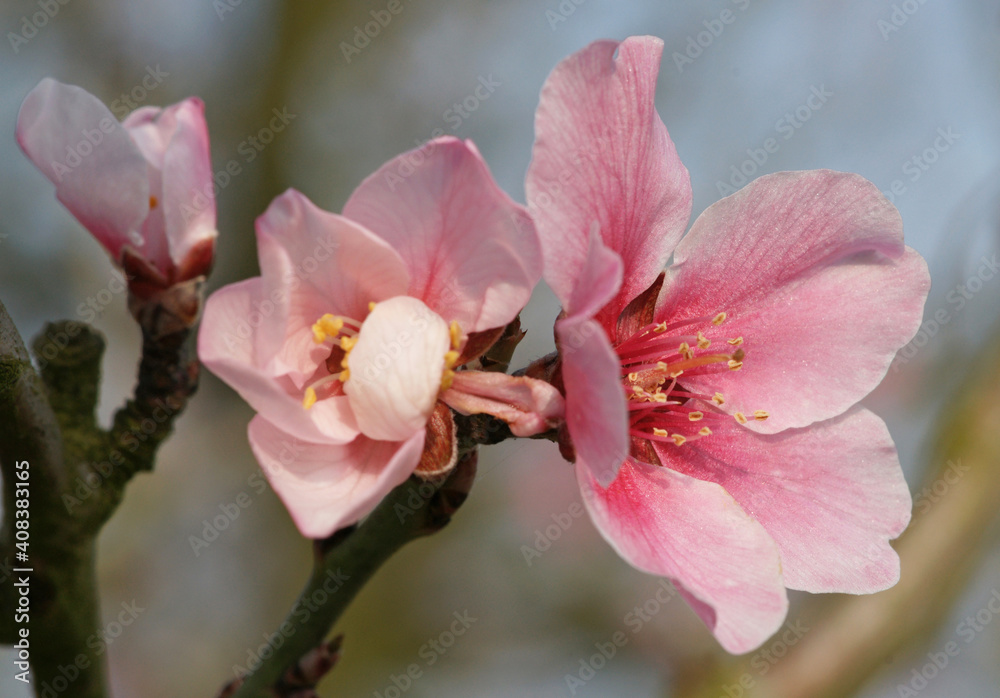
[615,312,767,447]
[299,296,463,442]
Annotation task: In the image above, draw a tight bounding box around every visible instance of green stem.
[228,453,477,697]
[1,299,200,698]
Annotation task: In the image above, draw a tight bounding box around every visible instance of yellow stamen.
[688,411,704,421]
[449,321,462,350]
[671,434,686,446]
[441,368,455,391]
[727,337,744,346]
[728,360,743,371]
[653,322,668,333]
[627,372,639,381]
[339,369,350,382]
[712,312,727,326]
[734,412,748,425]
[311,314,345,344]
[678,342,693,360]
[444,350,460,369]
[696,331,711,349]
[656,361,668,372]
[149,195,158,209]
[699,426,712,436]
[368,301,377,311]
[712,392,725,406]
[653,428,669,437]
[753,410,769,421]
[340,336,357,352]
[653,392,668,403]
[302,387,317,410]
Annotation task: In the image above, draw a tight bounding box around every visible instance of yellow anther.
[728,360,743,371]
[753,410,769,421]
[449,321,462,350]
[444,350,460,369]
[653,322,668,333]
[149,195,159,210]
[302,387,317,410]
[688,411,704,421]
[678,342,693,360]
[653,392,668,403]
[727,337,744,346]
[712,392,725,405]
[653,427,669,437]
[441,368,455,391]
[699,426,712,436]
[712,312,727,326]
[656,361,668,372]
[338,369,350,382]
[368,301,377,311]
[734,412,748,425]
[671,434,687,446]
[312,314,344,344]
[633,385,644,394]
[627,372,639,381]
[340,336,357,352]
[670,370,683,379]
[696,332,711,349]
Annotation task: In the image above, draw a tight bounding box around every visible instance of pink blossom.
[16,78,216,292]
[526,36,930,653]
[199,137,560,538]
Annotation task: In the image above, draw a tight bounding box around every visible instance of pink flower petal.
[343,137,540,333]
[254,189,410,385]
[658,170,930,432]
[526,36,692,321]
[440,370,565,437]
[16,78,149,264]
[248,416,424,538]
[556,316,629,486]
[344,296,451,441]
[653,408,910,593]
[565,223,624,321]
[198,278,358,444]
[159,98,217,273]
[578,458,787,653]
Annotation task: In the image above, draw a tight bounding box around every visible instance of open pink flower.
[526,36,930,653]
[199,137,560,537]
[16,78,216,291]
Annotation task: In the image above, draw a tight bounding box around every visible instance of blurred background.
[2,1,1000,696]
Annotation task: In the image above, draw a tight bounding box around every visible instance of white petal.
[344,296,450,441]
